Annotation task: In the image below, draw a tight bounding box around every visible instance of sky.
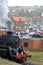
[8,0,43,6]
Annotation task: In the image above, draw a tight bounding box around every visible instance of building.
[20,38,43,50]
[0,28,7,35]
[11,16,28,32]
[32,16,43,25]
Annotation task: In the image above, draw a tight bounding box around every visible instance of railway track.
[0,57,43,65]
[24,58,43,65]
[0,57,36,65]
[0,57,21,65]
[23,62,35,65]
[28,58,43,62]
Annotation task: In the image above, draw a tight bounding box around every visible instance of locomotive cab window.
[24,42,28,47]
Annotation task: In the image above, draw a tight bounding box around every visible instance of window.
[24,42,28,47]
[16,26,18,29]
[19,27,21,29]
[16,22,18,24]
[24,22,27,24]
[24,26,27,28]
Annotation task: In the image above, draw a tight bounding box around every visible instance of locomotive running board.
[0,49,7,51]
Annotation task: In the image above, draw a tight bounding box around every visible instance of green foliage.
[26,50,43,60]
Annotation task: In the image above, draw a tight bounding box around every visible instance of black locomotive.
[0,31,31,63]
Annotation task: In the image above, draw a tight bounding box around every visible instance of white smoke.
[0,0,8,18]
[0,0,8,28]
[0,0,14,31]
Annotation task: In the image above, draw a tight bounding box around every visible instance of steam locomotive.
[0,0,31,63]
[0,31,31,63]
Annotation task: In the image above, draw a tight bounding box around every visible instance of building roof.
[29,8,38,12]
[12,16,27,22]
[33,16,43,18]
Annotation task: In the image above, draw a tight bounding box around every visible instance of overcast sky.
[8,0,43,6]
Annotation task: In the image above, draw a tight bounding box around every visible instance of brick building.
[20,38,43,50]
[11,16,28,32]
[0,29,7,35]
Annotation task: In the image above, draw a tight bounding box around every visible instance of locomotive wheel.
[19,58,25,64]
[24,58,27,61]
